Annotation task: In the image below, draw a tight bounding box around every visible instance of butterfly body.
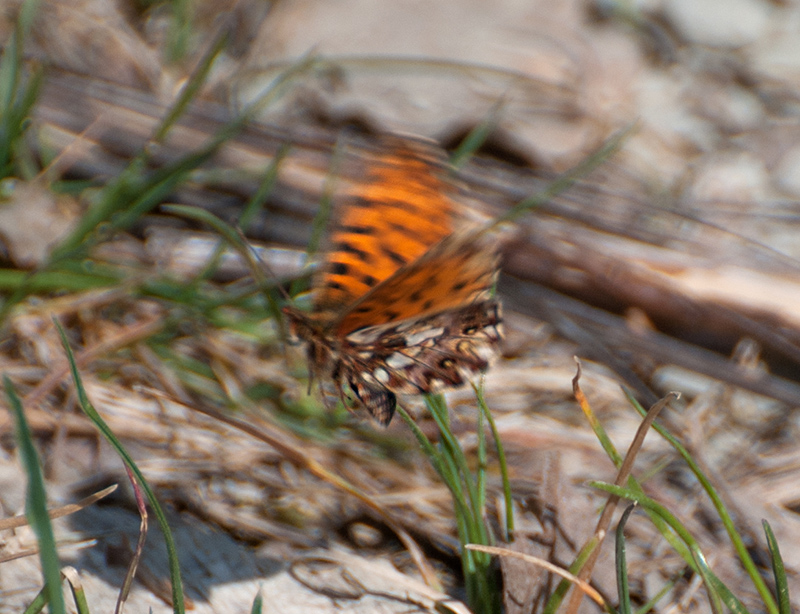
[284,138,503,425]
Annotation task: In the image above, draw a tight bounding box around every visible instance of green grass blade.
[53,142,223,261]
[577,384,624,468]
[0,11,21,116]
[625,388,778,614]
[62,567,91,614]
[50,159,146,257]
[475,382,513,537]
[396,401,499,614]
[54,321,186,614]
[5,376,65,614]
[3,65,43,180]
[16,0,41,36]
[592,481,747,614]
[425,395,485,531]
[763,520,790,614]
[165,0,192,62]
[237,53,318,118]
[581,387,693,566]
[616,504,637,614]
[10,63,43,146]
[542,534,603,614]
[105,146,225,234]
[250,589,263,614]
[704,570,746,614]
[192,144,288,283]
[69,582,90,614]
[163,140,286,251]
[448,100,502,168]
[239,144,290,230]
[0,259,122,326]
[22,586,48,614]
[0,268,119,292]
[54,52,313,261]
[154,29,228,143]
[159,204,278,300]
[476,400,488,526]
[160,198,288,341]
[574,379,695,612]
[636,572,681,614]
[396,404,478,551]
[491,124,635,227]
[0,0,42,178]
[54,56,313,261]
[425,394,497,613]
[161,205,257,257]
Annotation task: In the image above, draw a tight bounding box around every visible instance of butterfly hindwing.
[332,230,498,336]
[340,299,502,424]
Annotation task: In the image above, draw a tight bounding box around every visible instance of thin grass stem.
[5,377,65,614]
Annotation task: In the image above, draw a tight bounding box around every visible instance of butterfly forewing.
[313,142,456,316]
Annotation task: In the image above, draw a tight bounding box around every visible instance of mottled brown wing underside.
[338,299,502,425]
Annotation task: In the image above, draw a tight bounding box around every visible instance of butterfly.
[283,137,502,425]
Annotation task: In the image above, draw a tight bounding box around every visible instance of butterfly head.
[282,305,336,391]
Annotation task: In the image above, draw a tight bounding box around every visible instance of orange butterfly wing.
[333,231,498,336]
[313,142,456,317]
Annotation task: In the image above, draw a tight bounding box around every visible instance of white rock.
[750,10,800,82]
[689,153,770,203]
[664,0,771,48]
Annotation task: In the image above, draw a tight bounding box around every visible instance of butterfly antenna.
[233,226,311,357]
[236,226,298,303]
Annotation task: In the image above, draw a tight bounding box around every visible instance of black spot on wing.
[388,221,427,241]
[347,196,373,209]
[381,246,407,266]
[383,198,425,214]
[334,242,370,261]
[339,224,374,235]
[349,195,423,214]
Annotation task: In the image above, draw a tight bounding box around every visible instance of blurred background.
[1,0,800,612]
